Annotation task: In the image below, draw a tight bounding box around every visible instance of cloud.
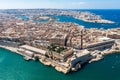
[71,2,86,5]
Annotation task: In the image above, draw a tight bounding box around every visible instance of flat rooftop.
[20,45,46,55]
[51,32,68,39]
[71,49,90,60]
[76,49,90,57]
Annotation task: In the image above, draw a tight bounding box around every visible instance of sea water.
[1,9,120,80]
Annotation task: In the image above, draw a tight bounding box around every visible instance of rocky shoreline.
[89,45,120,63]
[82,19,115,24]
[0,44,120,74]
[0,45,71,74]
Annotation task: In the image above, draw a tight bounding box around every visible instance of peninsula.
[0,9,115,23]
[0,9,119,74]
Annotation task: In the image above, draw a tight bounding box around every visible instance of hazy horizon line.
[0,8,120,10]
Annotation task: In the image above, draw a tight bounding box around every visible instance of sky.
[0,0,120,9]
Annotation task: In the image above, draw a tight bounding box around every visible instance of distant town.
[0,9,120,74]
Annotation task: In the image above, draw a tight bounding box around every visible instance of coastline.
[0,45,23,55]
[0,45,70,74]
[82,19,115,24]
[74,17,115,24]
[0,44,120,74]
[89,49,120,63]
[0,45,35,60]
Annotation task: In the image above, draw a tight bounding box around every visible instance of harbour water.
[18,9,120,29]
[18,15,29,21]
[52,9,120,29]
[0,9,120,80]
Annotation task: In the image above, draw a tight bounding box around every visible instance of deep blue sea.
[52,9,120,29]
[1,10,120,80]
[19,9,120,29]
